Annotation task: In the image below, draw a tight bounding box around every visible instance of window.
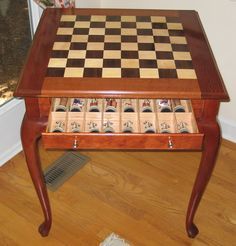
[0,0,31,106]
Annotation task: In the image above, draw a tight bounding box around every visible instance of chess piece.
[52,120,65,132]
[70,98,85,112]
[105,99,118,112]
[123,120,134,133]
[172,99,185,112]
[160,122,171,133]
[55,98,68,112]
[157,99,172,112]
[143,120,155,133]
[88,121,100,133]
[123,99,135,112]
[70,121,81,133]
[103,120,115,133]
[177,121,189,133]
[141,99,153,112]
[89,99,100,112]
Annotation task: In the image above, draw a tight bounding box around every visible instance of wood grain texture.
[0,139,235,245]
[14,8,228,100]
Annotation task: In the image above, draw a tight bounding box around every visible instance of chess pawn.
[160,122,171,133]
[143,120,156,133]
[171,99,185,112]
[88,121,100,133]
[70,98,85,112]
[89,99,100,112]
[105,99,118,112]
[123,99,135,112]
[55,98,68,112]
[177,121,189,133]
[70,121,81,133]
[157,99,172,112]
[123,120,134,133]
[52,120,65,133]
[142,99,153,112]
[103,120,115,133]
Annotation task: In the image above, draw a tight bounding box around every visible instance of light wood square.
[57,27,74,35]
[85,59,103,68]
[153,29,169,36]
[157,60,176,69]
[89,28,105,35]
[155,43,172,52]
[87,42,104,50]
[68,50,86,59]
[167,23,183,30]
[104,35,121,43]
[177,69,197,79]
[136,22,152,29]
[140,68,159,78]
[138,51,156,59]
[64,68,84,77]
[53,42,70,50]
[121,59,139,68]
[173,52,192,60]
[151,16,166,23]
[91,15,106,22]
[170,36,187,44]
[121,43,138,51]
[121,28,137,36]
[103,50,121,59]
[71,35,88,43]
[137,35,154,43]
[60,15,76,22]
[48,58,67,68]
[102,68,121,78]
[121,16,136,22]
[74,21,90,28]
[106,22,121,28]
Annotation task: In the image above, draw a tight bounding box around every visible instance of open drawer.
[42,98,204,150]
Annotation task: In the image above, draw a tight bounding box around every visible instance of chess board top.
[15,8,228,100]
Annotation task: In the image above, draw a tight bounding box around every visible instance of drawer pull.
[73,138,78,149]
[168,137,174,149]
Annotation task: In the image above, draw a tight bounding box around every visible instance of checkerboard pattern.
[46,15,197,79]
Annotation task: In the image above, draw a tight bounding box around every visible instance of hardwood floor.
[0,139,235,245]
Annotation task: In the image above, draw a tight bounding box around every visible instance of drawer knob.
[73,138,78,149]
[168,137,174,149]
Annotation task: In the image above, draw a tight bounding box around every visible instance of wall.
[75,0,101,8]
[100,0,236,142]
[0,99,25,166]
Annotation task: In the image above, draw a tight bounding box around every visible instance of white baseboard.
[0,99,25,167]
[218,117,236,143]
[0,141,22,167]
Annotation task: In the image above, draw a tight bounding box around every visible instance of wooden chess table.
[14,8,229,238]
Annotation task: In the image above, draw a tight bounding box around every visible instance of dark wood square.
[121,68,140,78]
[103,59,121,68]
[83,68,102,77]
[158,69,178,78]
[66,59,85,67]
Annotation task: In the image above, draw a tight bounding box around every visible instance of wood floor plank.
[0,139,235,245]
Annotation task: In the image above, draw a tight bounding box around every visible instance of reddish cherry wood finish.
[14,9,229,238]
[186,100,221,237]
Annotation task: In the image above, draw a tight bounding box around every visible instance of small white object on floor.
[100,233,131,246]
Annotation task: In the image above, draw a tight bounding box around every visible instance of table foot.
[187,223,199,238]
[39,221,51,237]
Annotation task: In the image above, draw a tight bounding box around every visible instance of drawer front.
[42,133,203,150]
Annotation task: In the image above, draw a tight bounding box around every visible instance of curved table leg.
[21,115,51,237]
[186,121,220,238]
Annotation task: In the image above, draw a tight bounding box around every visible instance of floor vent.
[43,152,90,191]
